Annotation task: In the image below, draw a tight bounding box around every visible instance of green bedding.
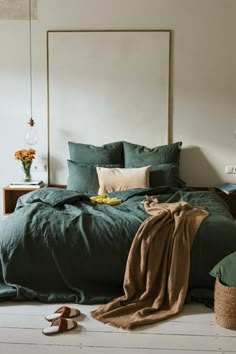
[0,187,236,304]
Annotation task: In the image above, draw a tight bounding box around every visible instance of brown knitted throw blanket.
[91,198,209,329]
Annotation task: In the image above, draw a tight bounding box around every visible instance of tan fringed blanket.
[91,198,209,329]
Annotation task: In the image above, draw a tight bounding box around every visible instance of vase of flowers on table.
[14,148,36,182]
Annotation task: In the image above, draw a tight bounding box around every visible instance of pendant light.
[25,0,38,145]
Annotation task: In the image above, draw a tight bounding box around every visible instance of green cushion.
[149,163,186,188]
[67,160,123,194]
[123,141,184,187]
[209,251,236,287]
[124,141,182,166]
[68,141,124,165]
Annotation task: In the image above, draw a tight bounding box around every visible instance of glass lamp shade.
[25,118,37,145]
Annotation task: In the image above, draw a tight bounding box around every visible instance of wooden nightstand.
[3,185,46,215]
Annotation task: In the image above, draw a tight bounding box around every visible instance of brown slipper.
[45,306,80,322]
[42,318,78,336]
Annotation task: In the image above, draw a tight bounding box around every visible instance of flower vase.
[22,162,32,182]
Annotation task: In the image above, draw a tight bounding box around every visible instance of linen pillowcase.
[123,141,184,187]
[68,141,124,165]
[209,251,236,287]
[123,141,182,166]
[67,160,122,194]
[149,163,185,188]
[96,166,150,194]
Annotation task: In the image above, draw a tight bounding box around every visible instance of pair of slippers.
[42,306,81,336]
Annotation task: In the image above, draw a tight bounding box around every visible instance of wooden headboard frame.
[46,29,173,185]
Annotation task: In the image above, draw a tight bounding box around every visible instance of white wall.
[0,0,236,214]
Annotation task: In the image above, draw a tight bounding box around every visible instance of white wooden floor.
[0,301,236,353]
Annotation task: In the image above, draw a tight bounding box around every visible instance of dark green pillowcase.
[149,163,186,188]
[123,141,182,167]
[67,160,123,194]
[123,141,184,187]
[209,251,236,287]
[68,141,124,165]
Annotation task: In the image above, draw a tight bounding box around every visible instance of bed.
[0,140,236,307]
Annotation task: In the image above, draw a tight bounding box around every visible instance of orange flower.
[14,148,36,163]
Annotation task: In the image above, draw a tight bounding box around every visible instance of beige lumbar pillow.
[96,166,150,194]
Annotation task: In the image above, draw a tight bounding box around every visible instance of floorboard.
[0,302,235,353]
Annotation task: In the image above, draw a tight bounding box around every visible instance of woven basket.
[214,277,236,330]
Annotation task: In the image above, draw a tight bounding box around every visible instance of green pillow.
[123,141,182,167]
[67,160,123,194]
[68,141,124,165]
[123,142,184,187]
[209,251,236,287]
[149,163,186,188]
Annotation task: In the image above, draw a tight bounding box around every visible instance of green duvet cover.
[0,187,236,304]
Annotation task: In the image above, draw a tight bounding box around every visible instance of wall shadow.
[180,146,221,187]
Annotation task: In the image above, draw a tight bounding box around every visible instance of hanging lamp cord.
[29,0,33,119]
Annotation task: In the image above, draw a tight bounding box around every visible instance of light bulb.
[25,117,37,145]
